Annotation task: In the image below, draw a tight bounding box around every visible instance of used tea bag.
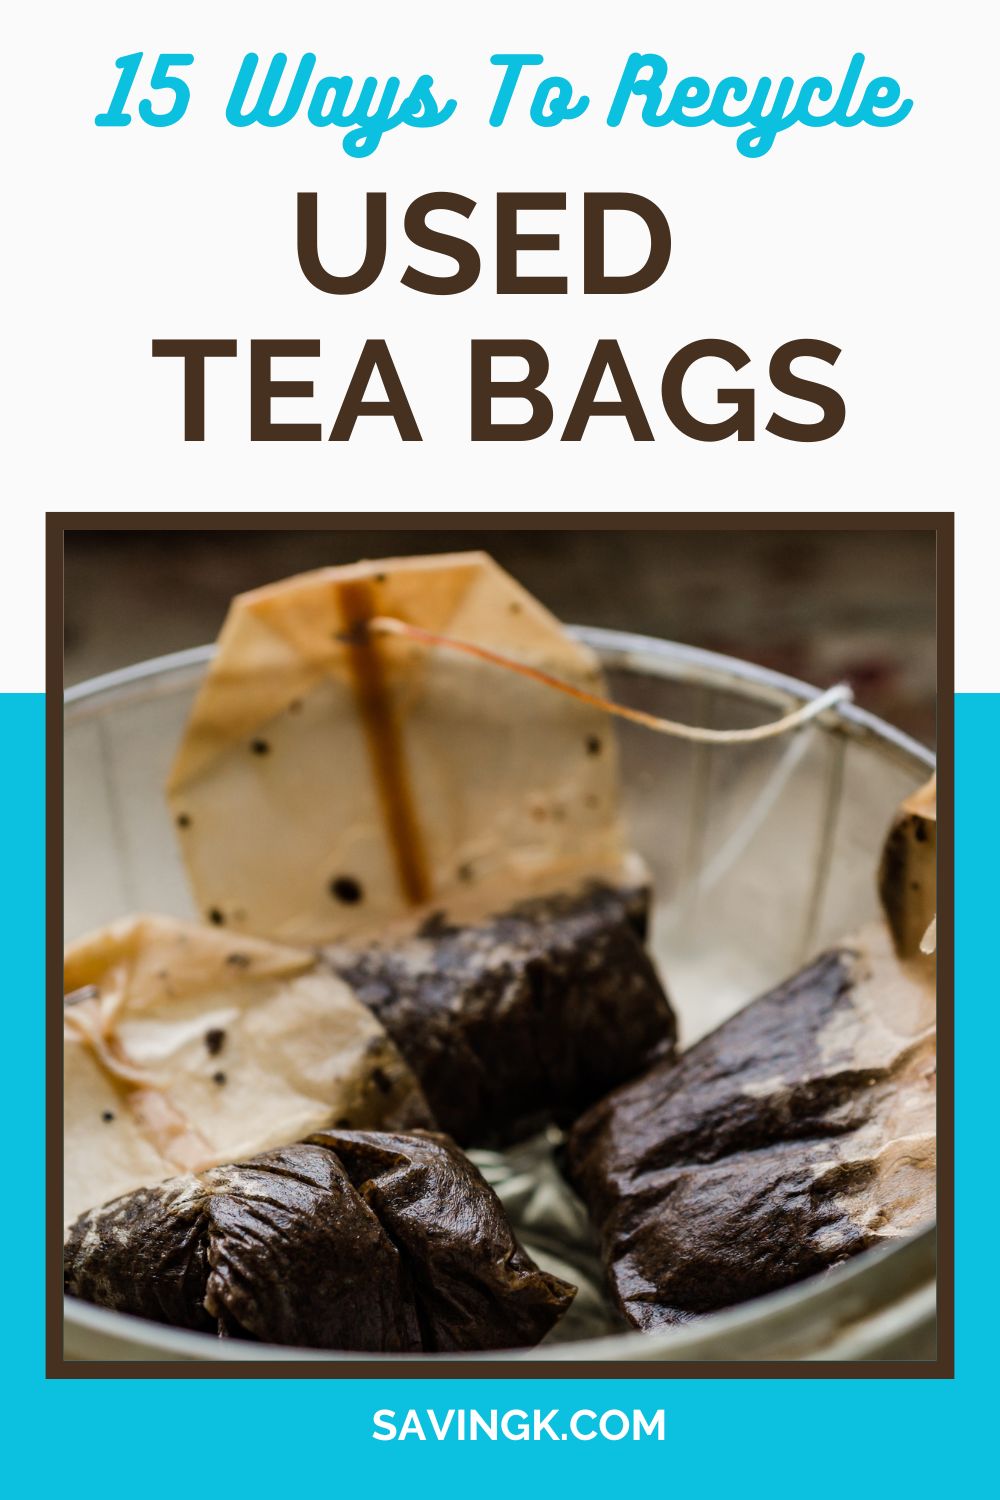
[64,915,432,1228]
[64,1144,419,1351]
[567,783,936,1329]
[327,882,675,1146]
[879,774,936,958]
[167,553,634,945]
[166,552,677,1144]
[65,1129,576,1352]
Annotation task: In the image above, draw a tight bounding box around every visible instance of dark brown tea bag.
[567,785,936,1330]
[65,1130,575,1352]
[326,882,675,1146]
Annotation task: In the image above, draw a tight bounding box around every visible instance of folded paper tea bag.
[167,552,634,945]
[164,553,676,1145]
[64,915,432,1228]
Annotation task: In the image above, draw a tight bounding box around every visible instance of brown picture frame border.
[45,510,954,1380]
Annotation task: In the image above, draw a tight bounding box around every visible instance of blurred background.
[63,526,937,745]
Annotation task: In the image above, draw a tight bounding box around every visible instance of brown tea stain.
[337,578,430,907]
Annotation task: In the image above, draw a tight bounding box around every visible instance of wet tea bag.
[64,915,432,1228]
[567,779,936,1329]
[167,553,634,945]
[879,774,936,959]
[65,1128,576,1352]
[166,553,676,1144]
[326,884,675,1146]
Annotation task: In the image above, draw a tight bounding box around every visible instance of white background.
[6,1,996,691]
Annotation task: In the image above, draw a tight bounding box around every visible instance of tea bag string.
[366,617,853,746]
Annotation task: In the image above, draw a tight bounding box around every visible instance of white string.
[367,616,855,747]
[612,681,854,745]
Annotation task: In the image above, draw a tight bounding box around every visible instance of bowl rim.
[64,1219,936,1363]
[65,629,936,774]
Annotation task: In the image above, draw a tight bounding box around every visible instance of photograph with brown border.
[48,512,953,1379]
